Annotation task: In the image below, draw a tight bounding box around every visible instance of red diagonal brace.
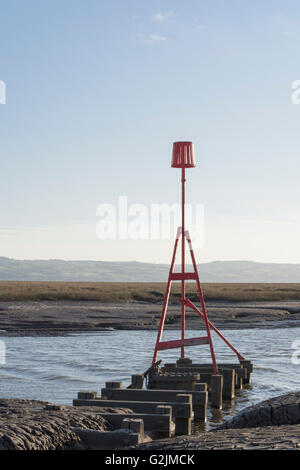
[184,298,246,362]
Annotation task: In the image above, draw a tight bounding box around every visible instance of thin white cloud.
[193,19,206,31]
[268,13,300,39]
[151,11,174,23]
[137,33,167,44]
[149,33,167,42]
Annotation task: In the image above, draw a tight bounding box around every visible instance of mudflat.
[0,300,300,336]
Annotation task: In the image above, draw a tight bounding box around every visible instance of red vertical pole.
[181,167,186,358]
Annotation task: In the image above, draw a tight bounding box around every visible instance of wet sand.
[0,300,299,336]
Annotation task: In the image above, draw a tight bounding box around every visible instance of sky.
[1,0,300,264]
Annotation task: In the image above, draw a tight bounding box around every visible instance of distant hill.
[0,257,300,282]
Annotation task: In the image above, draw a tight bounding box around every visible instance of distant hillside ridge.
[0,257,300,282]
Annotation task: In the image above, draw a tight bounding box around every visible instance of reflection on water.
[0,327,299,428]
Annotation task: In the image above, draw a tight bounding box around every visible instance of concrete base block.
[73,427,140,450]
[175,394,192,436]
[176,357,193,366]
[210,374,223,409]
[175,417,191,436]
[105,382,122,389]
[149,372,200,391]
[240,360,253,384]
[194,383,207,392]
[122,418,144,441]
[100,387,205,417]
[93,411,171,436]
[222,369,235,400]
[77,391,98,400]
[129,375,144,389]
[193,391,208,422]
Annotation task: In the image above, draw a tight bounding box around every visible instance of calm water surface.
[1,328,299,427]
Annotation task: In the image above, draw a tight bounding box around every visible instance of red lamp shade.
[171,141,196,168]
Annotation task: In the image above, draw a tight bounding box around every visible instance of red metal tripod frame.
[152,228,182,365]
[152,227,219,374]
[152,142,245,370]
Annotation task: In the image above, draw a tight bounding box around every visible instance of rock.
[132,423,300,450]
[130,391,300,451]
[0,398,130,450]
[217,391,300,429]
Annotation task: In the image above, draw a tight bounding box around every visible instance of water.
[0,328,299,427]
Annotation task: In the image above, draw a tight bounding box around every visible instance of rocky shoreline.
[0,300,300,336]
[0,398,134,450]
[0,393,299,450]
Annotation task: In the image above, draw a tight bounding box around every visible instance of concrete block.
[155,405,172,417]
[176,357,193,366]
[240,360,253,384]
[234,372,243,390]
[154,406,173,438]
[194,404,207,422]
[77,391,98,400]
[122,418,144,441]
[105,382,122,389]
[74,398,181,423]
[222,369,235,400]
[175,417,191,436]
[197,373,212,386]
[73,427,139,450]
[93,411,171,436]
[175,394,192,417]
[210,374,223,409]
[240,360,254,373]
[175,394,192,436]
[235,368,247,380]
[130,375,144,389]
[192,391,207,405]
[194,383,207,392]
[163,361,253,388]
[100,387,208,419]
[149,372,200,391]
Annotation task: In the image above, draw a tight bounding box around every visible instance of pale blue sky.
[1,0,300,263]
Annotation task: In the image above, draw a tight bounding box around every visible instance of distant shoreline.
[1,258,300,283]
